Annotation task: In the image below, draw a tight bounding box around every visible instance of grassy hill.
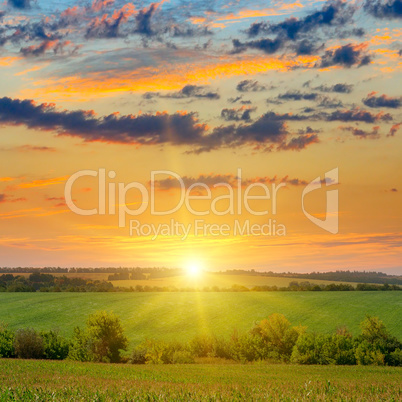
[0,292,400,345]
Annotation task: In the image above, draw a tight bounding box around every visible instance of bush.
[86,311,128,363]
[172,350,195,364]
[251,313,305,361]
[0,324,15,358]
[141,339,186,364]
[355,315,402,366]
[229,330,261,363]
[40,330,70,360]
[14,328,44,359]
[68,327,94,362]
[130,346,147,364]
[291,333,336,365]
[355,341,385,365]
[188,335,215,358]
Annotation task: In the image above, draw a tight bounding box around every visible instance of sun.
[186,261,203,277]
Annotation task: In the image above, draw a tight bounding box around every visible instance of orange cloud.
[17,176,69,189]
[0,57,22,67]
[14,65,48,77]
[22,55,315,101]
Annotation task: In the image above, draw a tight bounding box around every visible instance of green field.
[0,359,400,401]
[0,292,400,345]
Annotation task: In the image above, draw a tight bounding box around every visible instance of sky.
[0,0,401,273]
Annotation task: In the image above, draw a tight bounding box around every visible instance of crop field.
[0,292,400,346]
[0,359,400,401]
[109,273,359,289]
[11,272,360,288]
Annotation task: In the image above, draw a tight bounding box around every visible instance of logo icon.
[302,168,338,234]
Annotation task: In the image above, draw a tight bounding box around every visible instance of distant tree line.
[0,268,400,285]
[0,274,401,293]
[1,313,401,367]
[219,270,402,285]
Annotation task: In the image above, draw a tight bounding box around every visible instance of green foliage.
[0,323,15,358]
[188,335,215,357]
[14,328,44,359]
[40,330,70,360]
[291,333,336,365]
[229,330,261,363]
[251,313,305,361]
[355,315,402,366]
[68,327,94,362]
[130,346,147,364]
[355,341,385,365]
[86,311,128,363]
[140,339,187,364]
[69,311,128,363]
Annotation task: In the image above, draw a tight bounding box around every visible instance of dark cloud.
[20,40,76,57]
[134,3,158,36]
[169,25,212,38]
[317,44,372,68]
[325,109,392,123]
[221,107,256,122]
[293,39,323,55]
[86,12,128,39]
[314,83,354,93]
[278,91,319,101]
[390,188,398,192]
[278,134,319,150]
[0,97,207,146]
[0,194,5,203]
[154,173,312,190]
[341,125,381,139]
[232,38,283,55]
[236,80,266,92]
[317,96,343,109]
[0,97,322,154]
[8,0,30,9]
[364,0,402,19]
[246,0,354,39]
[143,85,220,100]
[362,93,402,109]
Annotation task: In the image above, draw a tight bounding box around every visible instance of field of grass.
[110,272,360,289]
[12,271,360,288]
[0,292,400,346]
[0,359,400,401]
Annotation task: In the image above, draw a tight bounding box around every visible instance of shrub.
[68,327,93,362]
[230,331,261,363]
[40,330,70,360]
[355,315,402,366]
[355,341,385,366]
[0,324,15,358]
[172,350,195,364]
[87,311,128,363]
[188,335,215,358]
[130,346,147,364]
[14,328,44,359]
[251,313,305,361]
[291,333,336,365]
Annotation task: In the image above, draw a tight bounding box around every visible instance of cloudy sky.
[0,0,401,272]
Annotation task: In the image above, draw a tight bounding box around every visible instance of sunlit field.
[1,292,400,346]
[0,359,400,401]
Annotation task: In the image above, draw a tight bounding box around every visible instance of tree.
[251,313,305,361]
[86,311,128,363]
[14,328,44,359]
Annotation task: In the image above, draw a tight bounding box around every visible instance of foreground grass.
[0,359,400,401]
[0,292,401,345]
